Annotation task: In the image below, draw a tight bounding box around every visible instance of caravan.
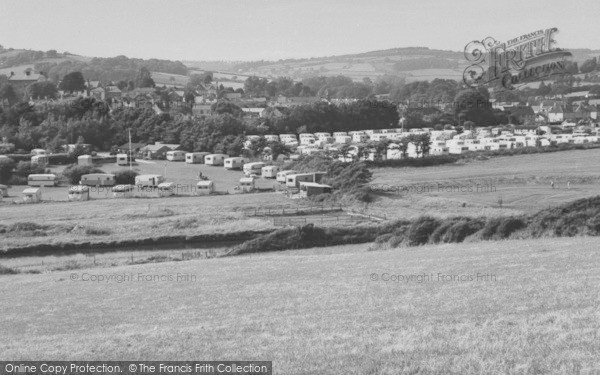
[68,185,90,201]
[117,153,135,166]
[185,152,209,164]
[286,173,315,189]
[261,165,279,178]
[135,174,165,187]
[243,162,266,176]
[224,157,249,170]
[166,150,186,161]
[276,170,296,183]
[80,174,115,186]
[28,174,57,187]
[205,154,228,166]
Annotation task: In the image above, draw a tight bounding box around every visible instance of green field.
[3,158,278,202]
[1,236,599,374]
[369,149,600,219]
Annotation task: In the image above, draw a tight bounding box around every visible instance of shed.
[68,185,90,201]
[0,184,8,197]
[78,154,93,166]
[22,188,42,203]
[299,182,333,198]
[196,180,215,195]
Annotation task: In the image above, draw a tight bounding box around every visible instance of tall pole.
[128,128,132,171]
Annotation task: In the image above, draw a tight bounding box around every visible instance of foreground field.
[1,237,599,374]
[370,148,600,219]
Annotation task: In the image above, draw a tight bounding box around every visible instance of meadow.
[368,148,600,219]
[1,236,599,374]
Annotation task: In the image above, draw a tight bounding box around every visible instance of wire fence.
[243,204,344,217]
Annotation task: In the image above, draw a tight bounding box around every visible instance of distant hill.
[2,45,600,85]
[187,47,600,83]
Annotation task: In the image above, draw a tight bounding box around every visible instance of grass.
[0,193,288,251]
[0,237,599,374]
[367,148,600,219]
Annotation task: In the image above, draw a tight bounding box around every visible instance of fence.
[243,204,344,217]
[272,214,372,226]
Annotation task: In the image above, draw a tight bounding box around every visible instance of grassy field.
[2,158,279,202]
[368,149,600,219]
[0,193,290,250]
[1,236,599,374]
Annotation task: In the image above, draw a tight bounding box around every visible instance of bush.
[9,161,47,184]
[0,264,19,275]
[407,216,441,246]
[0,143,15,154]
[114,170,138,184]
[62,164,105,185]
[48,153,72,165]
[0,157,15,184]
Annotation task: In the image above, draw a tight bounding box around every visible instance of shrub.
[62,164,105,185]
[407,216,441,246]
[48,153,72,165]
[114,170,138,184]
[0,264,19,275]
[441,218,485,243]
[85,227,111,236]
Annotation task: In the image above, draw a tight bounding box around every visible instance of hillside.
[188,47,600,83]
[2,45,600,85]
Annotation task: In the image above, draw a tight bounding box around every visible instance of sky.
[1,0,599,62]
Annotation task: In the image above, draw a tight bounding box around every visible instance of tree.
[27,81,58,99]
[0,84,17,107]
[454,89,496,126]
[136,67,155,88]
[211,101,243,117]
[580,58,597,74]
[59,72,86,93]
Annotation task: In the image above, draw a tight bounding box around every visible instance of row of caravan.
[26,173,171,188]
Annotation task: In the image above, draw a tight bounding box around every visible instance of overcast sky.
[1,0,598,61]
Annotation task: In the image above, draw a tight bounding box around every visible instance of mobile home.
[135,174,165,187]
[157,182,176,197]
[243,162,266,176]
[239,177,255,192]
[185,152,209,164]
[196,180,215,195]
[166,150,186,161]
[80,173,115,186]
[68,185,90,201]
[22,188,42,203]
[264,134,280,142]
[261,165,280,178]
[27,174,57,187]
[276,170,296,183]
[224,157,249,170]
[112,184,135,198]
[204,154,228,166]
[286,173,315,189]
[116,153,135,166]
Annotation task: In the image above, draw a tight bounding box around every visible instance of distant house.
[224,92,242,100]
[193,103,212,117]
[141,142,181,160]
[8,70,45,89]
[277,96,321,106]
